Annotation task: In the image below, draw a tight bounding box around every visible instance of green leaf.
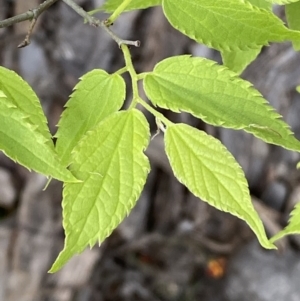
[0,67,54,149]
[162,0,300,51]
[270,203,300,242]
[50,109,150,272]
[221,0,270,73]
[55,69,126,167]
[144,55,300,152]
[0,93,78,182]
[286,1,300,50]
[247,0,272,9]
[266,0,300,4]
[221,47,262,74]
[101,0,161,12]
[165,123,274,249]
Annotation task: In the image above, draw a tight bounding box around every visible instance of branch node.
[31,8,39,19]
[118,40,140,48]
[104,19,113,27]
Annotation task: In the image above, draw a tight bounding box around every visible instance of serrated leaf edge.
[148,55,296,142]
[0,67,54,147]
[58,110,150,259]
[54,69,111,139]
[270,202,300,242]
[165,124,274,249]
[162,0,285,51]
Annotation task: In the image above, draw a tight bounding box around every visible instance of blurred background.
[1,1,300,300]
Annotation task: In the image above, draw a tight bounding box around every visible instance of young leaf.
[55,69,126,167]
[165,123,274,249]
[270,203,300,242]
[50,109,150,272]
[0,67,54,148]
[144,56,300,152]
[286,1,300,50]
[162,0,300,51]
[101,0,161,12]
[0,93,77,183]
[221,0,270,73]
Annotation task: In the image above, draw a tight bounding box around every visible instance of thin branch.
[102,24,140,47]
[62,0,98,26]
[18,17,38,48]
[0,0,59,29]
[62,0,140,48]
[0,0,140,48]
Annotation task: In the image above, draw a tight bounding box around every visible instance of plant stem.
[120,45,172,127]
[138,98,173,127]
[114,66,128,76]
[0,0,59,28]
[137,72,150,80]
[121,44,140,108]
[106,0,133,25]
